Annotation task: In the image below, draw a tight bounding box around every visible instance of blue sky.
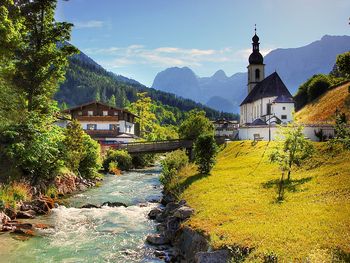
[56,0,350,86]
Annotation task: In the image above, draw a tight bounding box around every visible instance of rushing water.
[0,168,164,263]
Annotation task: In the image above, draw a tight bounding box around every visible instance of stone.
[10,223,33,230]
[154,250,166,258]
[34,223,51,229]
[12,228,35,236]
[77,184,87,191]
[195,250,230,263]
[81,204,100,209]
[146,234,169,245]
[0,212,11,224]
[173,206,194,220]
[148,207,163,219]
[4,207,17,220]
[163,202,180,216]
[101,201,127,208]
[161,194,176,205]
[16,211,35,219]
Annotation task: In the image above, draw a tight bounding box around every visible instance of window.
[114,111,119,116]
[103,111,108,116]
[109,124,118,131]
[255,69,260,80]
[281,115,287,120]
[78,111,82,116]
[267,103,272,115]
[87,124,97,130]
[88,111,93,116]
[282,106,286,110]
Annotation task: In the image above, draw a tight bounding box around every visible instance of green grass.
[177,141,350,262]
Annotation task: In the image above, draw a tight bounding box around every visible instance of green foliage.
[329,110,350,150]
[131,154,155,168]
[194,134,219,174]
[78,134,102,179]
[269,124,314,200]
[103,149,132,171]
[0,182,31,209]
[335,51,350,79]
[62,119,85,173]
[179,110,214,140]
[46,185,58,199]
[108,94,116,106]
[160,150,189,193]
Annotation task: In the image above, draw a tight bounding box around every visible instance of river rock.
[161,194,176,205]
[12,228,35,236]
[195,250,230,263]
[81,204,100,209]
[146,234,169,245]
[148,207,163,219]
[4,207,17,220]
[77,184,87,191]
[16,211,35,219]
[173,206,194,220]
[0,212,11,224]
[101,201,127,208]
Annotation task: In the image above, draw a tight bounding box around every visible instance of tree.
[108,94,116,107]
[127,92,157,138]
[11,0,77,113]
[193,134,218,174]
[269,124,314,200]
[331,110,350,149]
[335,51,350,79]
[179,110,214,140]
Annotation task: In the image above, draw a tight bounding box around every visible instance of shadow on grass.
[178,173,209,192]
[262,176,313,193]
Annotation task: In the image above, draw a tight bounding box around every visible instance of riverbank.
[167,141,350,261]
[0,168,164,262]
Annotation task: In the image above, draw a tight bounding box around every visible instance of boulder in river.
[148,207,163,220]
[4,207,17,220]
[81,204,100,209]
[101,201,127,208]
[195,249,230,263]
[146,234,169,245]
[16,211,35,219]
[0,212,11,224]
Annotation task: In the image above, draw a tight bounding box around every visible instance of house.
[63,101,138,144]
[212,119,239,139]
[239,29,295,140]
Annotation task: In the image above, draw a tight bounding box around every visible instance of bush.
[0,182,31,209]
[108,161,121,175]
[131,154,155,168]
[103,149,132,171]
[193,134,218,174]
[78,134,102,178]
[179,110,214,140]
[160,149,189,190]
[46,185,58,199]
[307,75,332,102]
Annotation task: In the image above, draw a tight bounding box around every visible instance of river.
[0,168,164,263]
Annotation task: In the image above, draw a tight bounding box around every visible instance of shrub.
[46,185,58,199]
[108,161,121,175]
[0,182,31,209]
[103,149,132,171]
[193,134,218,174]
[160,149,189,190]
[307,74,332,102]
[131,153,155,168]
[179,110,214,140]
[78,134,102,178]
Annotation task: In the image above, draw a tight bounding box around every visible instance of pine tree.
[108,95,116,107]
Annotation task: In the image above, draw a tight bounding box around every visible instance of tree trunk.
[287,169,291,181]
[278,172,285,201]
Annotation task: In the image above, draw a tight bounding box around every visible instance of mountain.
[151,35,350,113]
[55,49,238,122]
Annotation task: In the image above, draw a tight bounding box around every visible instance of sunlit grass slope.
[295,82,350,124]
[179,141,350,261]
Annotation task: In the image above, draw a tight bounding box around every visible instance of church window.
[255,69,260,80]
[281,115,287,120]
[267,103,271,115]
[282,106,286,110]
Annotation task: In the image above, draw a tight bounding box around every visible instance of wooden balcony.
[76,116,119,122]
[85,129,119,138]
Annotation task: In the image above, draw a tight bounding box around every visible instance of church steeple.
[247,25,265,94]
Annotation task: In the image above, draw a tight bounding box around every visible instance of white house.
[239,29,295,140]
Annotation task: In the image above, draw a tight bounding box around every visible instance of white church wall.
[239,124,336,141]
[271,103,294,123]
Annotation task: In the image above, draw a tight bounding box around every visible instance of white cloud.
[74,20,104,29]
[83,44,274,70]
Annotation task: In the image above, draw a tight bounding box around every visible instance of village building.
[212,119,239,139]
[63,101,138,144]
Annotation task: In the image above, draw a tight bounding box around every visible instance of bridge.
[118,139,194,154]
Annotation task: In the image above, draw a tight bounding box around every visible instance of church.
[239,30,295,128]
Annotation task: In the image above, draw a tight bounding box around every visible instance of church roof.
[240,72,294,106]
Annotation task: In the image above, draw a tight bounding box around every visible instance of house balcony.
[76,116,119,122]
[84,129,120,139]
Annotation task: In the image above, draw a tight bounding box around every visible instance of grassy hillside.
[295,81,350,124]
[177,141,350,261]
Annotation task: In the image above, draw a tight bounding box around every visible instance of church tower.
[247,26,265,94]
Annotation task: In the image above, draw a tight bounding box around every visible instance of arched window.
[255,69,260,80]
